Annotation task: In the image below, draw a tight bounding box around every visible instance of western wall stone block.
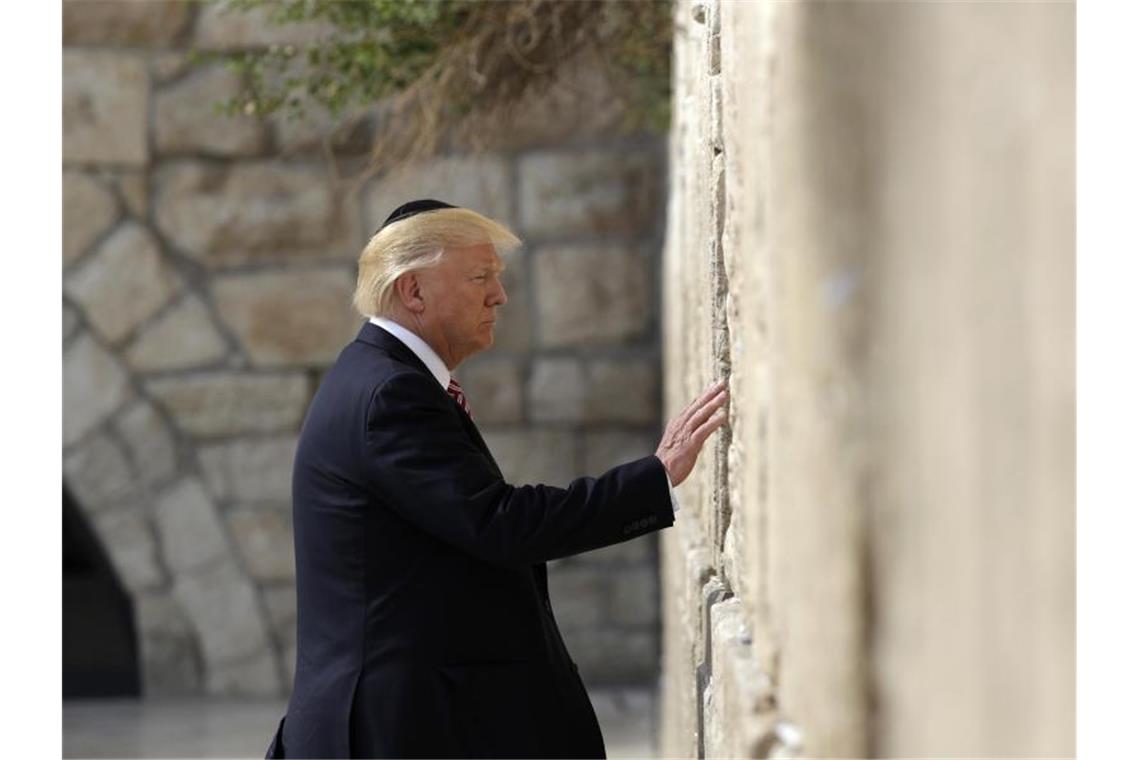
[453,359,524,424]
[150,51,193,84]
[225,507,296,581]
[706,597,777,759]
[262,584,297,639]
[155,64,267,156]
[518,149,660,237]
[133,591,201,696]
[63,51,148,166]
[154,478,229,574]
[529,357,658,424]
[64,332,134,448]
[205,648,283,697]
[480,429,577,487]
[63,0,192,47]
[172,557,272,665]
[146,371,309,438]
[92,508,166,592]
[533,244,651,347]
[125,294,230,372]
[63,171,119,267]
[362,156,512,234]
[198,435,297,504]
[64,301,81,345]
[114,400,179,492]
[194,2,335,50]
[63,222,181,344]
[212,269,359,367]
[115,171,149,218]
[582,431,658,477]
[63,432,138,513]
[154,161,350,267]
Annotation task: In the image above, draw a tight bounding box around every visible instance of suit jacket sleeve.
[362,369,674,568]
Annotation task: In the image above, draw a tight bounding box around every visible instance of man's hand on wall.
[655,379,729,487]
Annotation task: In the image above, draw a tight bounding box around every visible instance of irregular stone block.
[454,359,524,424]
[212,268,358,367]
[125,294,230,372]
[154,478,229,574]
[533,244,651,347]
[115,171,149,218]
[63,432,139,513]
[194,2,335,50]
[583,430,658,476]
[204,648,282,697]
[547,565,609,627]
[114,400,179,492]
[133,591,201,696]
[147,371,309,438]
[91,508,166,592]
[64,222,181,344]
[63,171,119,267]
[198,435,297,503]
[63,51,148,166]
[64,332,133,447]
[529,357,658,423]
[362,156,512,237]
[63,0,192,47]
[480,428,577,487]
[706,597,777,759]
[226,507,295,581]
[155,64,267,156]
[518,149,660,237]
[154,161,349,267]
[173,558,272,665]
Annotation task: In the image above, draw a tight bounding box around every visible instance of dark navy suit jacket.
[265,321,674,758]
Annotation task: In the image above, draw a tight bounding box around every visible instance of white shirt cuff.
[665,469,680,513]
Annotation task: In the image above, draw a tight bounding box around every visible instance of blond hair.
[353,207,522,318]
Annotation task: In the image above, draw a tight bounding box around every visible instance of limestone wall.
[63,1,666,697]
[662,1,1074,756]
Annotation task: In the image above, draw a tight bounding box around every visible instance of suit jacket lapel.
[355,322,503,478]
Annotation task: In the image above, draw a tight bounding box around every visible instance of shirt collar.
[368,315,451,391]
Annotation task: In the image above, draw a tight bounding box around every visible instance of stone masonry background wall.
[63,0,666,698]
[661,1,1074,757]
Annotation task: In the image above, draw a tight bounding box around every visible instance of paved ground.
[63,687,658,758]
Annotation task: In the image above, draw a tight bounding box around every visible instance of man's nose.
[491,278,508,306]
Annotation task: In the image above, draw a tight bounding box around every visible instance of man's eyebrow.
[471,261,505,274]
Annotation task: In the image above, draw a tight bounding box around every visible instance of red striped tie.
[447,377,472,419]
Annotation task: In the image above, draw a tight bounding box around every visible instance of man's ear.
[393,271,426,314]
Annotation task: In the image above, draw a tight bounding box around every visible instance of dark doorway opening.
[63,484,141,698]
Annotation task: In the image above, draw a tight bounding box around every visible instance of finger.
[686,389,728,433]
[679,378,728,426]
[692,408,728,443]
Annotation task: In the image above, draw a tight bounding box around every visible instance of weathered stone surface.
[64,222,181,344]
[226,507,295,581]
[173,558,272,665]
[134,591,201,696]
[151,51,193,84]
[562,628,657,685]
[705,597,777,759]
[274,104,374,155]
[154,478,229,574]
[154,161,350,266]
[147,371,309,438]
[64,432,139,513]
[115,171,149,218]
[63,301,82,345]
[63,51,148,166]
[212,269,358,366]
[194,2,335,50]
[199,435,297,503]
[63,171,119,267]
[92,509,166,592]
[530,357,658,424]
[262,584,297,636]
[64,332,133,447]
[454,359,524,424]
[115,400,179,491]
[155,64,267,156]
[518,149,660,237]
[533,244,651,347]
[362,156,512,236]
[583,430,658,475]
[125,294,230,372]
[548,566,608,627]
[204,648,283,697]
[480,429,577,487]
[63,0,192,47]
[609,565,658,626]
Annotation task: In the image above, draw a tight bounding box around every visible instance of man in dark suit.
[266,200,728,758]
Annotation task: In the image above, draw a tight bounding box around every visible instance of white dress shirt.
[368,316,680,512]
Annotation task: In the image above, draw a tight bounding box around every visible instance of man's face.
[419,242,507,368]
